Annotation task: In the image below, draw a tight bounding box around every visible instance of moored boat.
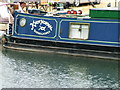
[2,7,120,60]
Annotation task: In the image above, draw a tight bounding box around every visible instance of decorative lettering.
[30,20,53,35]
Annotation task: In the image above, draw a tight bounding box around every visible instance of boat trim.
[58,19,120,45]
[3,42,119,60]
[14,14,58,39]
[12,13,120,46]
[11,36,120,47]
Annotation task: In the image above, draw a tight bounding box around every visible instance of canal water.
[0,45,119,88]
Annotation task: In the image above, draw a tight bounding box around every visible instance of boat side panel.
[13,12,120,47]
[59,19,119,46]
[13,13,58,40]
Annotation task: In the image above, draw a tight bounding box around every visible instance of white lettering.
[30,20,53,35]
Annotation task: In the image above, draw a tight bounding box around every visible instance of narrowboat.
[2,7,120,60]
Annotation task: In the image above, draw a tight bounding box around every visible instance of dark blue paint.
[13,12,120,47]
[89,23,119,42]
[14,14,57,39]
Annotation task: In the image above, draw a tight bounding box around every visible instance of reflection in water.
[0,48,119,88]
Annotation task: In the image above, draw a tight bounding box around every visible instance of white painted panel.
[81,25,89,39]
[69,24,81,39]
[69,23,89,40]
[71,24,80,28]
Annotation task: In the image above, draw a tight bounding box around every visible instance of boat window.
[69,23,89,40]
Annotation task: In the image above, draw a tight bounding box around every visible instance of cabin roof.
[90,7,120,11]
[90,8,120,19]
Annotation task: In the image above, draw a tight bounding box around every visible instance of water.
[0,45,119,88]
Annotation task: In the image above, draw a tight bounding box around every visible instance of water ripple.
[0,48,119,88]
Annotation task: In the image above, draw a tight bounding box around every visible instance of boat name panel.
[30,20,53,35]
